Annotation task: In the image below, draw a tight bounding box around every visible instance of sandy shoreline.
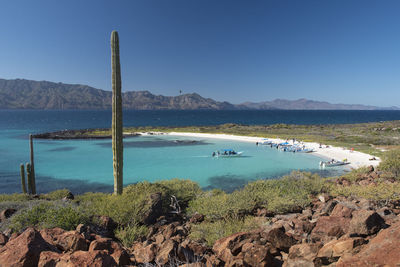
[143,132,381,169]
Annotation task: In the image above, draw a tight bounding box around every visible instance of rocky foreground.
[0,196,399,266]
[1,168,400,266]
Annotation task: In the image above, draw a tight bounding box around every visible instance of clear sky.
[0,0,399,106]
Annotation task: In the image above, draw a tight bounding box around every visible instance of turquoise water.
[4,109,398,193]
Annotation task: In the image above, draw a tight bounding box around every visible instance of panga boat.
[319,160,350,167]
[212,149,243,157]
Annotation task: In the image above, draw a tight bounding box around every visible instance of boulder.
[132,242,157,263]
[284,243,321,267]
[39,228,66,247]
[155,239,177,265]
[348,210,386,236]
[212,232,254,263]
[88,237,112,252]
[261,227,296,252]
[189,213,205,224]
[57,231,88,252]
[337,220,400,266]
[0,233,8,247]
[330,203,354,218]
[311,216,351,241]
[0,227,58,266]
[110,241,131,266]
[315,238,366,265]
[241,242,274,267]
[0,208,17,222]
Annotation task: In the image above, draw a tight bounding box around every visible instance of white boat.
[319,160,350,167]
[212,149,243,157]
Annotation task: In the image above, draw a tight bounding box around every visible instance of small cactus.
[20,163,27,194]
[111,30,123,195]
[26,163,33,195]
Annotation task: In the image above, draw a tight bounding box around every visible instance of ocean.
[1,109,399,194]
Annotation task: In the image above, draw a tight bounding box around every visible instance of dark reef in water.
[33,129,139,140]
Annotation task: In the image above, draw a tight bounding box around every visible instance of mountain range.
[0,78,397,110]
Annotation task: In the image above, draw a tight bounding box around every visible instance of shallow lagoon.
[0,133,346,194]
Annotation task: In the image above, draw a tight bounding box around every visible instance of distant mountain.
[240,98,399,110]
[0,78,397,110]
[0,79,235,110]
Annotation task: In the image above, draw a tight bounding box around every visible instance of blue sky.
[0,0,399,106]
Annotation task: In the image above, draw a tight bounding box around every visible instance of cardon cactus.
[26,163,33,194]
[111,30,123,195]
[20,163,27,194]
[29,134,36,194]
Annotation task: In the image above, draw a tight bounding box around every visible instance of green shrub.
[379,150,400,177]
[328,181,400,201]
[9,202,88,232]
[189,216,261,246]
[115,223,149,247]
[0,193,31,202]
[42,189,71,200]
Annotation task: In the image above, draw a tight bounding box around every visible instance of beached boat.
[319,160,350,167]
[257,139,273,145]
[212,149,243,157]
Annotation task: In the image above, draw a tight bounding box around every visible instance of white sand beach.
[152,132,381,169]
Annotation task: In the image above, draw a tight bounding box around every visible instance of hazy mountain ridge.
[0,78,397,110]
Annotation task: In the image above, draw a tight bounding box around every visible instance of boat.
[212,149,243,157]
[257,139,273,145]
[319,160,350,167]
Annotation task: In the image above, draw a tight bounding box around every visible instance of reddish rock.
[189,213,205,224]
[142,192,163,225]
[212,232,254,263]
[205,254,222,267]
[98,216,117,236]
[132,243,157,263]
[155,239,177,265]
[38,251,63,267]
[348,210,386,236]
[337,220,400,267]
[262,227,296,252]
[89,237,112,252]
[39,227,66,247]
[0,227,57,266]
[284,243,321,267]
[315,238,366,265]
[0,208,17,222]
[57,231,88,252]
[241,242,274,267]
[0,233,8,247]
[110,241,131,266]
[311,216,351,241]
[68,250,118,266]
[330,203,354,218]
[179,263,205,267]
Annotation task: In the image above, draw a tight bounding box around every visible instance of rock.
[142,192,163,225]
[315,238,366,265]
[98,216,117,235]
[205,254,223,267]
[330,203,354,218]
[39,250,119,267]
[57,231,88,252]
[262,227,296,252]
[189,213,205,224]
[62,191,74,201]
[241,242,274,267]
[212,232,254,263]
[284,243,321,267]
[337,220,400,267]
[0,208,17,222]
[311,216,351,241]
[132,242,157,263]
[39,228,66,247]
[110,241,131,266]
[318,193,331,203]
[155,239,177,265]
[348,210,386,236]
[0,227,58,266]
[89,237,112,251]
[0,233,8,247]
[179,263,205,267]
[367,165,374,173]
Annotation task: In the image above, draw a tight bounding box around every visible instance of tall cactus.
[20,163,27,194]
[26,163,33,195]
[111,30,123,195]
[29,134,36,194]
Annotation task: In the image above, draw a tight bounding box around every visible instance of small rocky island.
[33,129,140,140]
